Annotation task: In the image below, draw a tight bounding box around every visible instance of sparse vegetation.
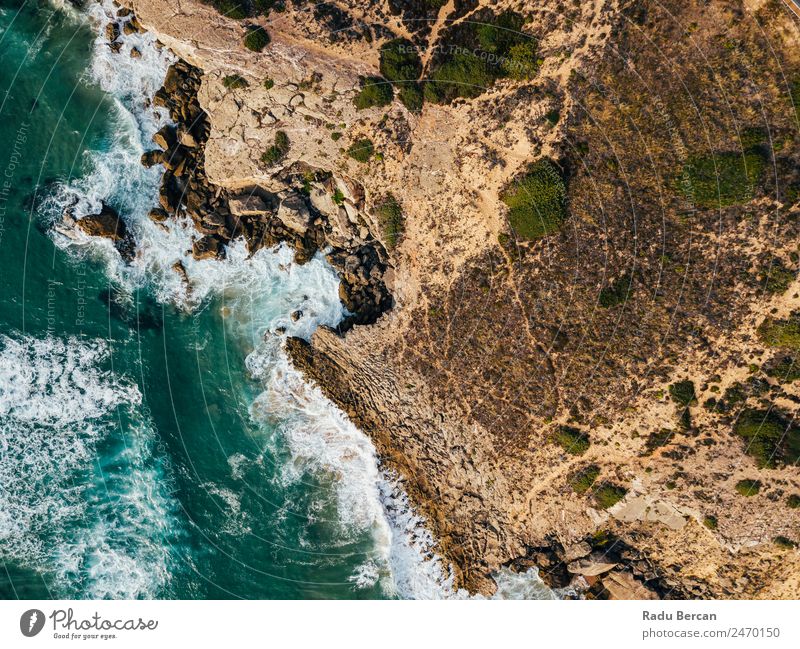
[263,78,275,90]
[330,131,342,141]
[594,483,627,509]
[210,0,248,19]
[703,515,718,530]
[758,312,800,350]
[244,25,270,52]
[764,354,800,383]
[788,494,800,509]
[223,74,249,89]
[550,425,590,455]
[774,536,797,549]
[669,380,696,407]
[261,130,290,166]
[759,260,795,295]
[735,479,761,497]
[354,76,393,110]
[379,38,424,112]
[346,138,374,163]
[374,194,404,249]
[643,429,673,455]
[500,158,567,240]
[733,409,800,469]
[569,464,600,494]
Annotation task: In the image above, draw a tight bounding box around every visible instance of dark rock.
[148,208,169,223]
[141,150,164,168]
[192,235,224,260]
[77,203,126,241]
[152,125,177,151]
[291,310,303,321]
[105,22,120,43]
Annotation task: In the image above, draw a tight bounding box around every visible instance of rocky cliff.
[114,0,800,597]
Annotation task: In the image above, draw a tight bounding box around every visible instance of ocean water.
[0,0,552,600]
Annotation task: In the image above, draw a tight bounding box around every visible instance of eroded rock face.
[76,203,135,261]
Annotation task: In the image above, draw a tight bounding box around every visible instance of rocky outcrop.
[76,203,135,261]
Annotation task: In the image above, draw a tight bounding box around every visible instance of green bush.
[398,83,424,113]
[791,77,800,123]
[774,536,798,549]
[599,273,633,308]
[223,74,248,89]
[347,138,374,163]
[550,425,590,455]
[759,261,795,295]
[211,0,248,19]
[354,76,393,110]
[669,380,696,407]
[500,159,567,240]
[594,484,627,509]
[330,131,342,141]
[374,194,404,249]
[569,464,600,494]
[735,478,761,496]
[757,313,800,350]
[643,429,674,455]
[703,515,718,530]
[788,494,800,508]
[680,151,765,208]
[252,0,284,14]
[502,41,540,80]
[734,408,800,468]
[261,130,290,166]
[263,78,275,90]
[244,25,270,52]
[332,188,345,205]
[380,38,422,82]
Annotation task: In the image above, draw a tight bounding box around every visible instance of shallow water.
[0,0,551,600]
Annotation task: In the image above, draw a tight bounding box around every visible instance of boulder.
[277,192,312,235]
[567,557,618,577]
[140,150,164,168]
[563,541,592,563]
[162,64,183,95]
[105,22,120,43]
[130,47,141,59]
[76,203,126,241]
[192,235,223,260]
[152,125,177,151]
[122,21,137,36]
[178,129,198,148]
[229,194,270,217]
[601,571,659,600]
[148,208,169,223]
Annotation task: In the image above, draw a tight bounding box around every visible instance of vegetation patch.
[733,408,800,469]
[593,483,627,509]
[774,536,797,549]
[788,494,800,509]
[424,10,539,104]
[263,78,275,90]
[500,158,567,240]
[669,380,696,407]
[550,425,590,455]
[599,273,633,308]
[244,25,270,52]
[758,260,795,295]
[703,515,718,530]
[222,74,249,89]
[680,151,765,209]
[757,312,800,350]
[347,138,374,163]
[354,76,393,110]
[643,429,674,455]
[374,194,404,249]
[210,0,248,19]
[261,130,290,166]
[568,464,600,494]
[764,354,800,383]
[734,478,761,497]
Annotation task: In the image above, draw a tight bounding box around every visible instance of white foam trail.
[0,334,179,598]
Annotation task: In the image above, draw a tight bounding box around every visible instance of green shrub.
[735,479,761,496]
[791,77,800,123]
[643,429,673,455]
[347,138,374,163]
[354,76,393,110]
[223,74,249,89]
[502,41,540,80]
[261,130,290,166]
[788,494,800,508]
[734,409,800,468]
[252,0,284,14]
[599,273,633,308]
[374,194,404,249]
[550,425,590,455]
[680,151,765,209]
[703,515,718,530]
[398,83,424,113]
[544,108,560,125]
[569,464,600,494]
[332,188,345,205]
[330,131,342,141]
[211,0,248,19]
[500,158,567,240]
[669,380,696,407]
[759,261,795,295]
[380,38,422,82]
[263,78,275,90]
[758,313,800,350]
[244,26,270,52]
[774,536,797,549]
[594,484,627,509]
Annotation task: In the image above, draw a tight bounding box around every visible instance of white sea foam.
[0,334,178,598]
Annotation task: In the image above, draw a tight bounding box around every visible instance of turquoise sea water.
[0,0,553,601]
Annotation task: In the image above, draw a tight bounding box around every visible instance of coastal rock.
[229,194,269,217]
[192,235,224,260]
[277,192,312,235]
[77,203,126,241]
[152,125,177,151]
[141,149,164,167]
[601,572,660,601]
[148,207,169,223]
[567,557,618,577]
[105,21,120,43]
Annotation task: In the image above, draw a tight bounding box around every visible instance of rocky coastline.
[64,0,800,600]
